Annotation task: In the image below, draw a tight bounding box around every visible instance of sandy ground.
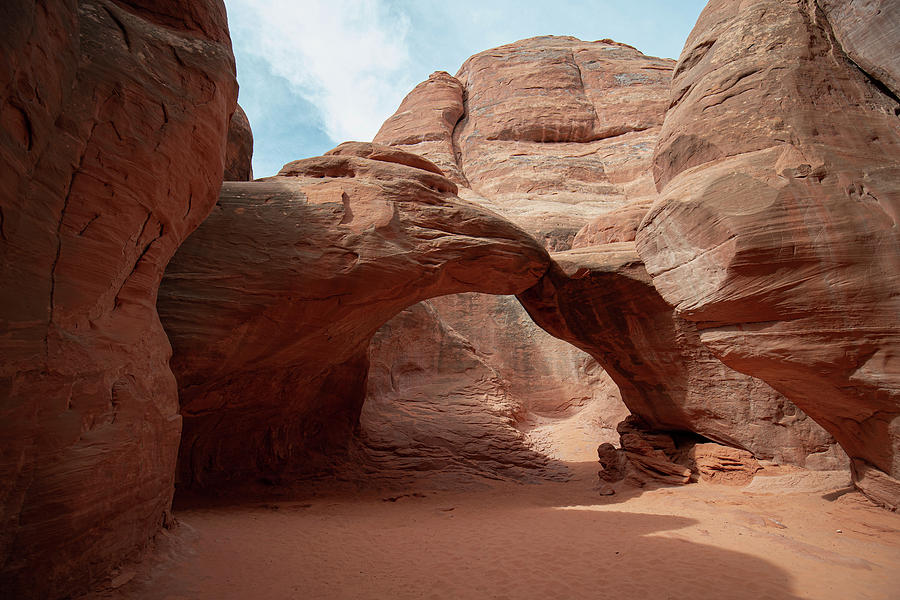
[82,463,900,600]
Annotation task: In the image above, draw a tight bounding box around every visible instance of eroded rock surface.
[636,0,900,508]
[370,37,669,470]
[0,1,236,596]
[359,296,628,482]
[376,35,673,249]
[518,244,845,469]
[376,33,855,481]
[597,417,760,488]
[818,0,900,98]
[158,144,550,488]
[374,71,467,184]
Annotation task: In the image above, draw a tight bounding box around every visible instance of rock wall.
[818,0,900,98]
[360,295,628,481]
[224,103,253,181]
[636,0,900,508]
[360,302,576,483]
[0,1,237,596]
[367,37,669,474]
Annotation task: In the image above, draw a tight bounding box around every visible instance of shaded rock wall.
[361,295,629,481]
[428,293,614,419]
[370,37,667,474]
[0,1,236,596]
[359,302,573,483]
[636,0,900,507]
[818,0,900,98]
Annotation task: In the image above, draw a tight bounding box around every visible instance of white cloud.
[227,0,415,143]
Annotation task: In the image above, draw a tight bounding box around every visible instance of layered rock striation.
[636,0,900,507]
[0,1,237,596]
[367,37,672,471]
[818,0,900,98]
[376,36,673,248]
[375,34,848,480]
[518,244,843,469]
[360,302,575,482]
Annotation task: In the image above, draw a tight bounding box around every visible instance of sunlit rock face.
[0,1,237,597]
[376,35,672,249]
[158,143,551,488]
[636,0,900,508]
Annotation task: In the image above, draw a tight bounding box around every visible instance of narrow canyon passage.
[82,463,900,600]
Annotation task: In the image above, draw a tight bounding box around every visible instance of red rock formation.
[518,244,845,469]
[361,296,629,479]
[453,36,670,245]
[572,198,654,246]
[428,294,618,420]
[224,103,253,181]
[374,71,467,184]
[0,1,236,597]
[818,0,900,98]
[157,144,550,488]
[359,302,571,482]
[598,417,761,488]
[325,140,443,174]
[376,34,852,479]
[370,37,670,470]
[376,36,673,249]
[686,443,761,486]
[636,0,900,508]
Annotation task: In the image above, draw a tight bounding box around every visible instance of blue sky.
[225,0,709,177]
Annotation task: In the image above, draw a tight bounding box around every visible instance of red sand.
[82,463,900,600]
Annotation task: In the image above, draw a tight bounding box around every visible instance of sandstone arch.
[158,143,551,487]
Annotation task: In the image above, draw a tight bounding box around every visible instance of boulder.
[685,443,761,486]
[598,417,760,487]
